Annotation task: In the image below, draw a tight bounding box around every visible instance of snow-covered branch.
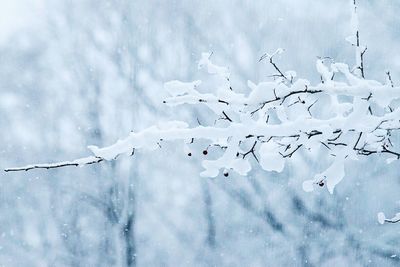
[7,51,400,196]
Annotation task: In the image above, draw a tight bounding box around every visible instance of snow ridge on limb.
[4,156,103,172]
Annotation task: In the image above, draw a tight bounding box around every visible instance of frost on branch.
[6,50,400,195]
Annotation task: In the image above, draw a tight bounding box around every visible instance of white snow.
[377,212,386,224]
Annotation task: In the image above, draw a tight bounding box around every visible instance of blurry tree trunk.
[201,179,216,248]
[121,169,137,267]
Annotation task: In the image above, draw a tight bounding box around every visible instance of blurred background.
[0,0,400,266]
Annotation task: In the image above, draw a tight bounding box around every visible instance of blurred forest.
[1,0,400,266]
